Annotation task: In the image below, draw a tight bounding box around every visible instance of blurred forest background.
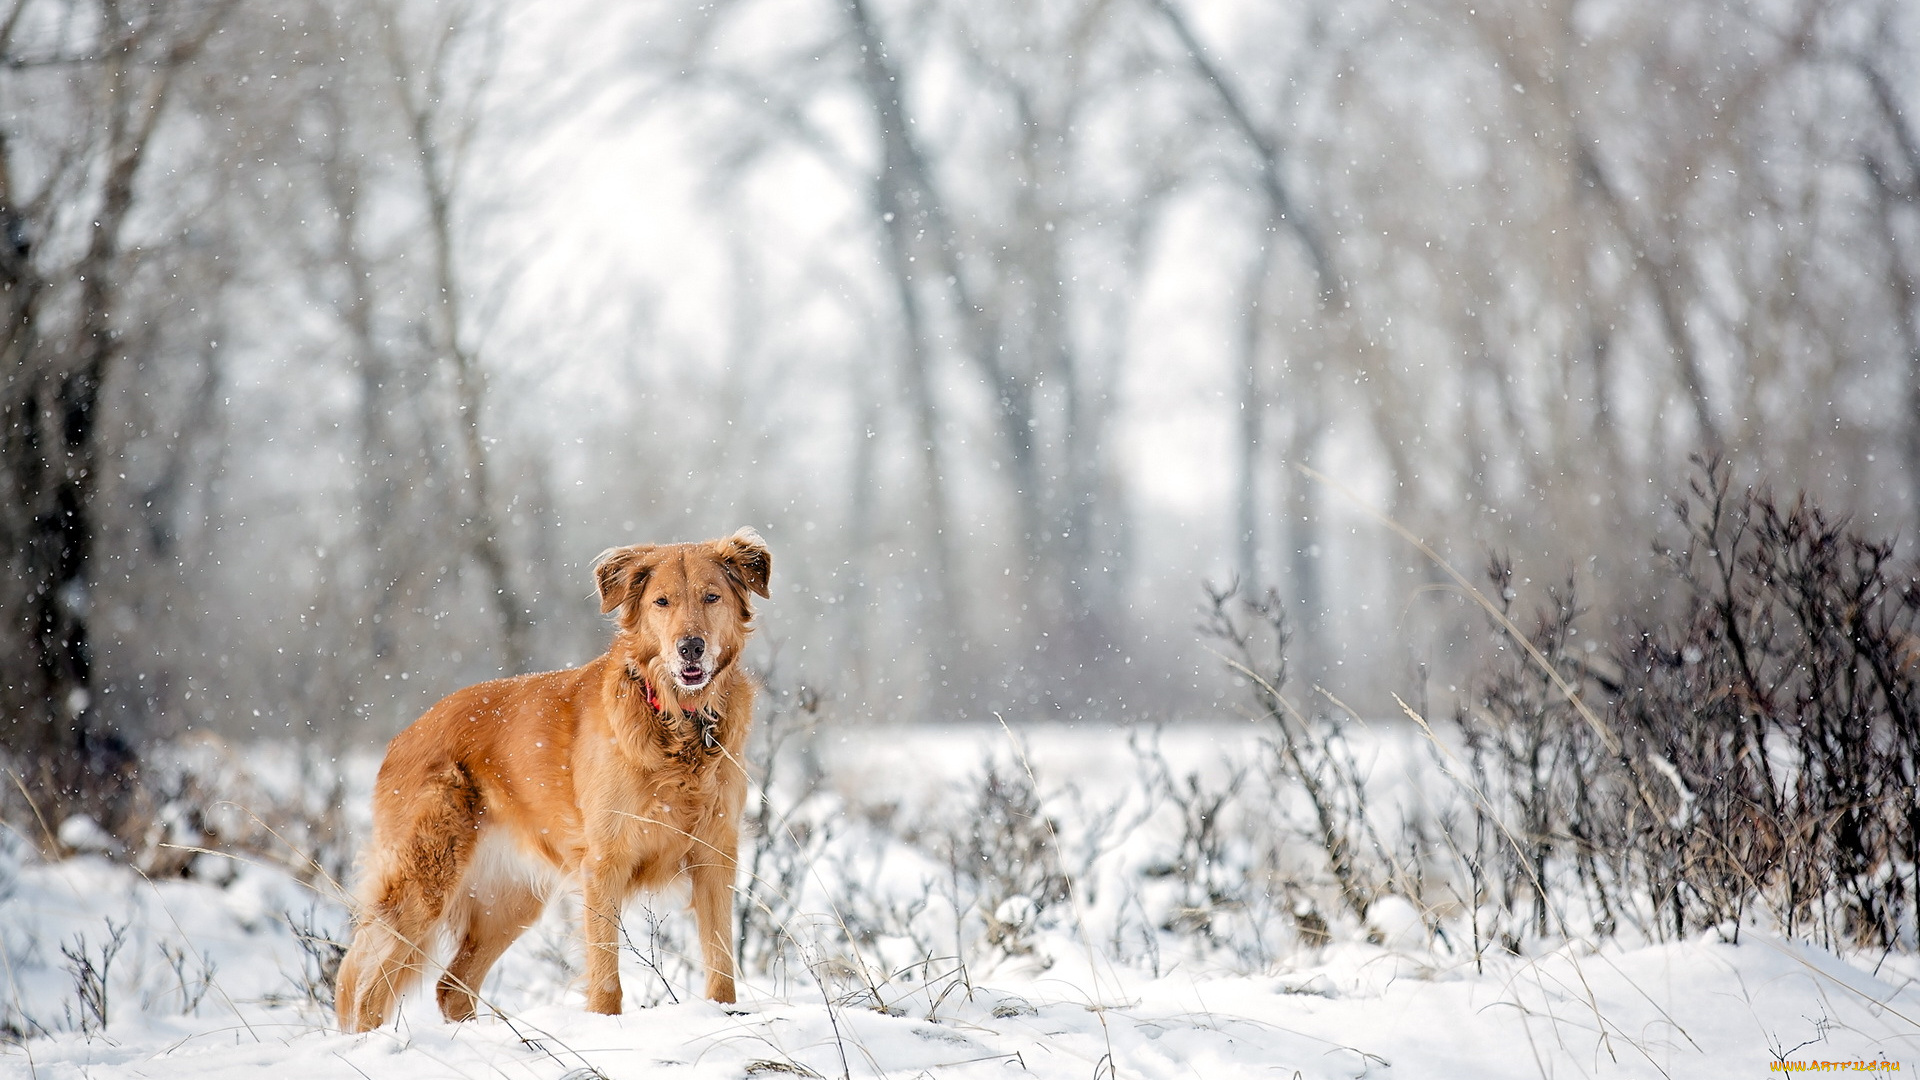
[3,0,1919,831]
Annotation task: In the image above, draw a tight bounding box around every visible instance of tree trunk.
[381,3,531,674]
[1155,0,1341,637]
[0,0,229,838]
[1858,61,1920,533]
[1235,203,1281,590]
[845,0,979,699]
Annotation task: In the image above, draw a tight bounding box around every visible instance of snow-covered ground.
[3,723,1914,1078]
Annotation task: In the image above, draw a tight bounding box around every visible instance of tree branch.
[1147,0,1341,308]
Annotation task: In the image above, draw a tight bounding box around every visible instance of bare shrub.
[620,906,688,1007]
[1455,459,1920,952]
[281,907,348,1011]
[1449,564,1624,953]
[1199,581,1386,930]
[953,759,1070,957]
[1128,730,1251,939]
[60,919,129,1034]
[154,941,218,1016]
[1621,459,1920,948]
[737,679,834,983]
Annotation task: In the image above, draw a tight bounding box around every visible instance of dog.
[334,528,770,1032]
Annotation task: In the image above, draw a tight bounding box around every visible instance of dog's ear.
[714,527,772,599]
[593,545,659,613]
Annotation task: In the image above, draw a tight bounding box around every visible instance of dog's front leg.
[689,827,739,1004]
[581,862,626,1015]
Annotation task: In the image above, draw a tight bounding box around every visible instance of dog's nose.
[678,637,706,662]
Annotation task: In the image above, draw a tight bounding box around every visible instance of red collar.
[627,665,720,750]
[626,663,708,718]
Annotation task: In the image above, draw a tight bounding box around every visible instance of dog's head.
[594,527,771,698]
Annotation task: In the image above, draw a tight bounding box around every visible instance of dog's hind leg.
[336,891,437,1033]
[336,763,485,1032]
[436,875,544,1022]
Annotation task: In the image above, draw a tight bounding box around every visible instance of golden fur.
[334,528,771,1032]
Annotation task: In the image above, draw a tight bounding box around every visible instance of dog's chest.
[608,763,717,837]
[651,707,724,765]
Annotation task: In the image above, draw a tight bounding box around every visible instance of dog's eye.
[703,593,720,604]
[652,596,670,607]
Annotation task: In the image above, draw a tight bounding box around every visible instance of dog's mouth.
[674,663,711,692]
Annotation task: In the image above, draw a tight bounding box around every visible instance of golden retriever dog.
[334,528,770,1032]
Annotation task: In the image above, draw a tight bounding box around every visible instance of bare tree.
[1149,0,1343,675]
[1856,11,1920,528]
[0,0,231,834]
[375,0,530,673]
[840,0,1169,703]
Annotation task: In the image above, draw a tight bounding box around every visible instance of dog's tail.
[335,761,484,1032]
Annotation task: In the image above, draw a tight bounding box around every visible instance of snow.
[3,724,1915,1078]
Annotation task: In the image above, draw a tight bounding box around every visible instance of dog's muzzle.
[674,636,711,690]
